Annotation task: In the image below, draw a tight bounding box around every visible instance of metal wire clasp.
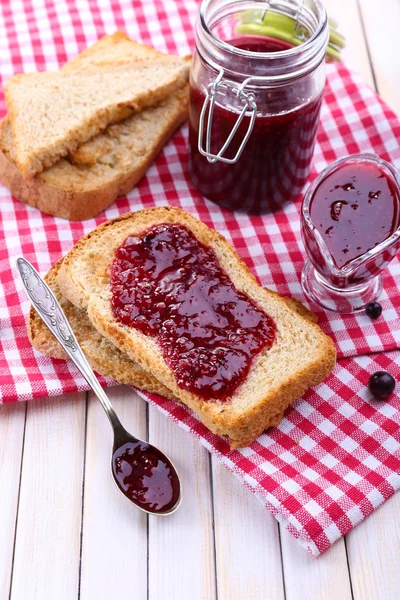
[198,70,257,164]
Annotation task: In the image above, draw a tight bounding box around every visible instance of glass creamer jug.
[301,154,400,313]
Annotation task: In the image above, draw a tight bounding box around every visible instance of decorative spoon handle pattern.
[16,257,118,422]
[16,256,78,353]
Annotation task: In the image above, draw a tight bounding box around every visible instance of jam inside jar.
[188,0,329,213]
[301,154,400,313]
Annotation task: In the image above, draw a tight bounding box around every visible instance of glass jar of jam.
[301,154,400,313]
[188,0,329,213]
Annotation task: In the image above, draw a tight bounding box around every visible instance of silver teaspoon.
[16,257,182,516]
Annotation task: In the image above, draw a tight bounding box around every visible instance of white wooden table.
[1,1,400,598]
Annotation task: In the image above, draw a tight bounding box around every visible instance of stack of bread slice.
[0,32,190,220]
[28,207,336,448]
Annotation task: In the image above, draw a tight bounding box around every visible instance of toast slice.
[56,207,336,448]
[28,259,175,399]
[28,259,316,403]
[5,57,189,178]
[0,33,189,219]
[0,86,188,220]
[0,32,174,161]
[63,32,163,72]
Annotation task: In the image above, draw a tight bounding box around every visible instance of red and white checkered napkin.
[0,0,400,555]
[140,351,400,557]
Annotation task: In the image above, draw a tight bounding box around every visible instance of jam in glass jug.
[301,154,400,313]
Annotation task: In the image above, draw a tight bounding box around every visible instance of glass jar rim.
[199,0,328,61]
[302,153,400,277]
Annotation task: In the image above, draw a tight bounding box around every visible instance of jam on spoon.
[112,440,180,514]
[16,257,182,516]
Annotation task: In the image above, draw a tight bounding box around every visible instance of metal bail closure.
[198,70,257,164]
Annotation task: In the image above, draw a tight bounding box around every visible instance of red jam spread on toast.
[110,223,276,400]
[309,161,400,268]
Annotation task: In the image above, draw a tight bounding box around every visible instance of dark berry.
[368,371,396,400]
[365,302,382,319]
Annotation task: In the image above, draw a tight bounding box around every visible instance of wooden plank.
[323,0,374,86]
[148,404,216,600]
[9,393,86,600]
[346,493,400,600]
[358,0,400,114]
[273,2,390,595]
[0,403,26,600]
[79,386,147,600]
[280,527,353,600]
[212,457,285,600]
[329,2,400,598]
[274,6,371,573]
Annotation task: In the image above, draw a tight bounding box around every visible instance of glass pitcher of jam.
[188,0,329,213]
[301,154,400,313]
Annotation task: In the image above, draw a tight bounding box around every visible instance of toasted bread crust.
[0,97,187,220]
[28,259,175,398]
[0,33,190,219]
[57,207,336,448]
[5,58,189,178]
[63,32,163,72]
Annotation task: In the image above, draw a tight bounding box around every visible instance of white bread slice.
[28,259,175,399]
[5,57,189,177]
[63,32,162,72]
[0,33,171,138]
[29,259,317,403]
[0,86,188,220]
[0,33,189,220]
[56,207,336,448]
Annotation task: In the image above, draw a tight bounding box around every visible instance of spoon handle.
[16,257,123,432]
